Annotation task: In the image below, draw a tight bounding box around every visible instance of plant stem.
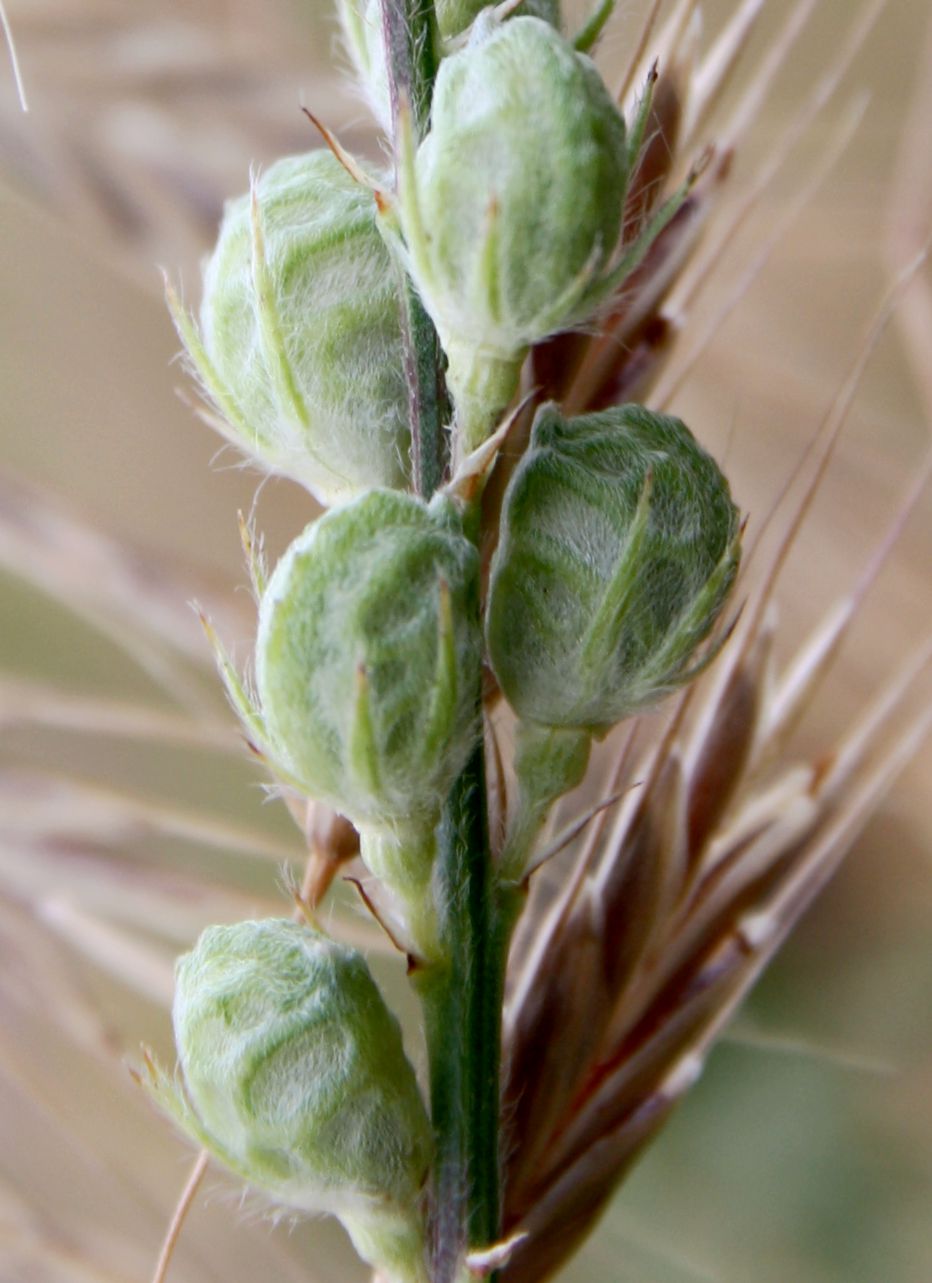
[380,0,447,497]
[402,287,448,498]
[379,4,502,1278]
[379,0,437,138]
[416,738,502,1282]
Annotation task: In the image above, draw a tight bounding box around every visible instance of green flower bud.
[161,919,431,1282]
[256,490,481,832]
[436,0,561,39]
[488,403,740,880]
[395,16,628,450]
[338,1,561,133]
[487,403,741,734]
[337,0,392,131]
[168,150,410,505]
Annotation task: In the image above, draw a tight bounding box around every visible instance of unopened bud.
[338,1,561,132]
[169,150,410,505]
[436,0,561,39]
[337,0,393,131]
[487,403,741,734]
[256,490,481,832]
[153,919,431,1282]
[396,17,627,450]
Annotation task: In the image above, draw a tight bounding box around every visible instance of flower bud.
[487,403,741,734]
[169,150,410,505]
[337,0,393,131]
[338,1,561,133]
[162,919,431,1282]
[256,490,481,831]
[396,17,627,450]
[435,0,561,39]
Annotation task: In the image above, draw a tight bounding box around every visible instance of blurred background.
[0,1,930,1281]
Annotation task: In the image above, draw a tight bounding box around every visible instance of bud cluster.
[153,4,742,1280]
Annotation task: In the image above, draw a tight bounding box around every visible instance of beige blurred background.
[0,2,930,1281]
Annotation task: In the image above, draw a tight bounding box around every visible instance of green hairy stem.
[416,740,503,1282]
[380,0,449,498]
[380,0,503,1274]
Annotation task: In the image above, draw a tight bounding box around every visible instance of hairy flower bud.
[168,150,410,505]
[339,1,561,133]
[337,0,393,131]
[487,403,742,734]
[436,0,561,39]
[256,490,481,831]
[159,919,430,1282]
[395,16,628,450]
